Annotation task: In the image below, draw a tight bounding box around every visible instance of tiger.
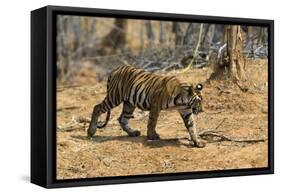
[87,65,205,148]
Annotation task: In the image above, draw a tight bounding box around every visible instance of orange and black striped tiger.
[87,65,205,147]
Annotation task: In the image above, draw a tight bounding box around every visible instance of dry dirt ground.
[56,59,268,180]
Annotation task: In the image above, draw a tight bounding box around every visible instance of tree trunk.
[146,21,155,47]
[246,26,254,58]
[159,21,165,44]
[257,27,267,46]
[101,19,127,53]
[210,25,248,91]
[227,26,247,81]
[172,22,184,45]
[201,24,211,51]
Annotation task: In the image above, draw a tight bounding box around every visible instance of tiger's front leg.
[179,110,205,148]
[147,107,160,140]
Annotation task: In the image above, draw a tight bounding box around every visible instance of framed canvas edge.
[31,6,48,188]
[47,168,273,188]
[31,5,274,188]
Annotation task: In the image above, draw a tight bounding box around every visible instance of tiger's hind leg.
[147,107,160,140]
[118,102,141,137]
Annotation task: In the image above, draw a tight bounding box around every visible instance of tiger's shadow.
[70,135,194,148]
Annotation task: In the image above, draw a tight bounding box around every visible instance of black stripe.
[143,100,148,109]
[137,77,154,105]
[165,76,176,85]
[188,95,196,106]
[123,115,133,119]
[108,97,114,108]
[166,86,177,108]
[142,77,160,108]
[122,68,135,95]
[127,71,147,95]
[123,110,132,115]
[102,101,110,112]
[118,83,123,103]
[183,112,192,120]
[132,74,151,103]
[122,67,140,100]
[173,93,182,106]
[108,75,119,93]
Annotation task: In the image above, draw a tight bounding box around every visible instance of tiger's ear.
[195,83,203,91]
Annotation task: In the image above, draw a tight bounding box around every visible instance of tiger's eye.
[196,84,203,91]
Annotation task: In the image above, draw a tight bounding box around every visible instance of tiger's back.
[106,65,179,111]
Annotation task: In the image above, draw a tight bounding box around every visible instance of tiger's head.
[189,84,203,114]
[174,83,204,114]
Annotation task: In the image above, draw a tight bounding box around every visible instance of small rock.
[102,158,112,167]
[162,159,173,168]
[261,108,268,114]
[181,156,189,161]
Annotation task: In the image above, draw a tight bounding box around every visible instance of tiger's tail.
[87,107,111,138]
[97,111,111,128]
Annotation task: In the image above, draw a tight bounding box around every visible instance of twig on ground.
[57,126,85,132]
[57,116,87,132]
[57,106,80,112]
[215,117,227,130]
[57,84,84,90]
[234,79,248,92]
[77,116,91,123]
[206,110,224,114]
[216,86,231,95]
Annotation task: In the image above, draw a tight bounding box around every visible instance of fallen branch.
[198,118,266,143]
[199,130,266,143]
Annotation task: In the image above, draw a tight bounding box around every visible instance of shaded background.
[56,15,268,85]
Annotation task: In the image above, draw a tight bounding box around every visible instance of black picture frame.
[31,5,274,188]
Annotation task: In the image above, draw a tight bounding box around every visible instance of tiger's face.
[176,83,203,114]
[190,84,203,114]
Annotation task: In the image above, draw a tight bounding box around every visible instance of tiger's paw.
[128,130,141,137]
[147,133,160,140]
[194,141,206,148]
